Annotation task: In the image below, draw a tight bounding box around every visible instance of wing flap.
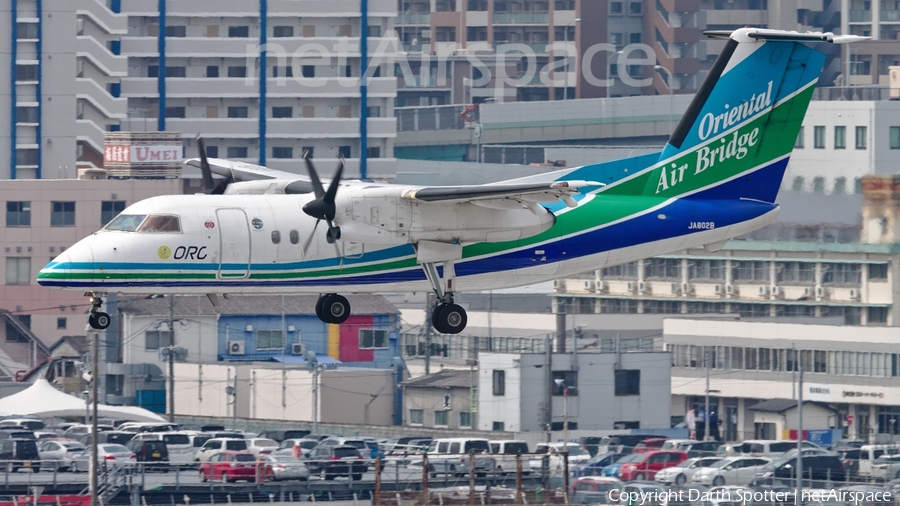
[184,158,308,182]
[401,180,601,204]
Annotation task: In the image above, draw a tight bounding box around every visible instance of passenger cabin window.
[105,214,146,231]
[138,215,181,233]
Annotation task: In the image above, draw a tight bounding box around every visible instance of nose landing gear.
[87,293,111,330]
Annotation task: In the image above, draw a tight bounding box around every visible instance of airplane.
[38,28,863,334]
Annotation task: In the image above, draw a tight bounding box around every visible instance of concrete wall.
[477,353,523,431]
[404,384,475,429]
[319,369,395,426]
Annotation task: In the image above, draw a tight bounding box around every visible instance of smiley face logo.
[158,246,171,259]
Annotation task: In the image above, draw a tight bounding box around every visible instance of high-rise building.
[1,0,127,179]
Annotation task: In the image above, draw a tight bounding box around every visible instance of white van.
[424,438,495,476]
[130,432,194,464]
[858,444,900,478]
[489,440,530,474]
[737,440,820,457]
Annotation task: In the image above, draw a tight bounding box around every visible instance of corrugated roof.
[402,369,473,389]
[221,353,341,365]
[118,294,398,317]
[748,398,835,413]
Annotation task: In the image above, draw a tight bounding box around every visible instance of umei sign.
[104,145,183,164]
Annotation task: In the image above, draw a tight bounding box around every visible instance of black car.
[0,430,36,440]
[752,454,846,486]
[127,440,169,471]
[575,437,603,457]
[305,445,367,480]
[258,429,312,442]
[0,439,39,472]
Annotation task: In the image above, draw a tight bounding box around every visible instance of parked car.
[690,456,771,486]
[633,439,670,454]
[259,455,309,481]
[246,438,279,458]
[0,430,36,440]
[79,431,135,446]
[126,440,169,471]
[617,450,687,481]
[274,438,320,458]
[617,482,667,506]
[489,440,530,474]
[752,454,846,486]
[602,454,643,477]
[257,429,311,442]
[195,438,249,463]
[597,435,668,455]
[569,477,624,505]
[572,452,626,478]
[0,439,39,472]
[198,451,259,483]
[421,438,496,477]
[305,445,367,480]
[70,444,136,472]
[130,432,193,465]
[0,419,46,431]
[686,441,722,458]
[575,437,604,458]
[530,442,591,474]
[654,457,722,485]
[37,439,85,471]
[63,424,113,439]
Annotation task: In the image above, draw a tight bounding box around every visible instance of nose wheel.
[87,294,111,330]
[315,294,351,324]
[432,303,467,334]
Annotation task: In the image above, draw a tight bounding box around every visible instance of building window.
[5,315,30,343]
[434,410,448,427]
[792,176,805,192]
[257,329,284,350]
[359,329,388,349]
[16,22,38,39]
[813,177,826,193]
[16,106,38,124]
[165,25,186,37]
[148,65,159,77]
[869,263,889,280]
[57,317,66,330]
[228,26,250,37]
[868,307,888,325]
[609,32,623,45]
[367,106,381,118]
[822,263,861,285]
[688,260,724,280]
[834,126,846,149]
[834,177,847,194]
[409,409,424,425]
[629,2,642,13]
[302,65,315,78]
[492,370,505,396]
[206,65,219,78]
[50,201,75,227]
[367,147,381,158]
[644,258,680,280]
[227,146,248,158]
[165,66,186,78]
[776,261,815,283]
[273,25,294,37]
[339,146,352,159]
[551,371,578,395]
[731,261,770,282]
[165,107,185,118]
[272,106,292,118]
[101,201,126,226]
[814,126,825,148]
[145,330,171,350]
[856,126,867,149]
[205,145,219,158]
[459,412,472,428]
[629,32,642,43]
[272,147,293,159]
[16,65,38,82]
[272,66,293,78]
[302,147,314,159]
[6,202,31,227]
[602,262,637,279]
[610,1,623,13]
[5,257,31,285]
[492,421,505,431]
[614,369,640,396]
[227,66,247,78]
[888,126,900,149]
[794,126,804,148]
[227,107,249,118]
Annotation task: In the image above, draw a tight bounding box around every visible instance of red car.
[632,438,668,454]
[617,450,687,481]
[199,451,260,483]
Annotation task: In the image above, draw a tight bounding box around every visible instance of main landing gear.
[422,261,467,334]
[315,294,351,324]
[86,293,111,330]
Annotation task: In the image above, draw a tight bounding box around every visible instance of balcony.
[397,13,431,25]
[76,36,127,77]
[704,9,767,25]
[121,36,399,58]
[880,10,900,21]
[76,78,127,118]
[160,117,396,138]
[399,75,445,88]
[493,42,548,54]
[74,0,127,35]
[493,12,549,24]
[121,77,397,98]
[120,0,396,16]
[849,10,872,22]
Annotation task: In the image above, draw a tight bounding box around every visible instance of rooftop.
[402,368,474,389]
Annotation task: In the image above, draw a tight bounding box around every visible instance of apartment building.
[1,0,127,179]
[118,0,399,179]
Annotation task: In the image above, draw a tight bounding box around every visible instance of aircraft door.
[216,208,251,279]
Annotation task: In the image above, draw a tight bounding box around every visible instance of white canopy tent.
[0,379,165,422]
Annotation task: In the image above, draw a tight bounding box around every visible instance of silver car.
[38,440,86,471]
[260,455,309,481]
[70,444,136,472]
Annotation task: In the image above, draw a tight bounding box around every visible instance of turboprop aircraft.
[38,28,863,334]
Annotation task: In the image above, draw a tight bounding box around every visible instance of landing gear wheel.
[320,294,350,324]
[432,303,467,334]
[89,312,111,330]
[326,227,341,243]
[315,296,326,321]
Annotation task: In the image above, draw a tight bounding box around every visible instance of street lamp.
[654,64,674,136]
[562,18,581,101]
[555,378,571,499]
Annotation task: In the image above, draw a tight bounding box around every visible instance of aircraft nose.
[37,240,95,288]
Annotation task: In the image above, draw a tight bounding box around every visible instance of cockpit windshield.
[105,215,146,231]
[137,215,181,233]
[104,215,181,233]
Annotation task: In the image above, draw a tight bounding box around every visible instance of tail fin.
[604,29,842,202]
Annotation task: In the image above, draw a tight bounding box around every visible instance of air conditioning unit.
[713,284,724,296]
[291,343,306,356]
[596,281,607,293]
[725,284,736,296]
[802,287,813,298]
[771,286,782,298]
[553,279,564,290]
[583,280,595,292]
[626,281,636,293]
[849,288,860,300]
[638,281,648,294]
[670,282,681,294]
[816,286,827,299]
[758,285,769,297]
[227,340,245,355]
[681,282,692,295]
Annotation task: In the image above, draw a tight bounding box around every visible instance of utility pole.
[704,350,711,441]
[90,330,99,506]
[312,364,321,434]
[796,366,804,506]
[425,293,434,375]
[232,373,238,430]
[168,295,175,423]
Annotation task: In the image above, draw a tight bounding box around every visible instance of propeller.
[301,152,344,257]
[196,135,233,195]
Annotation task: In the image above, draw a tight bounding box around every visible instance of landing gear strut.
[422,261,467,334]
[87,293,111,330]
[315,294,351,324]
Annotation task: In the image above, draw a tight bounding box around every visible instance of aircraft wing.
[184,157,309,182]
[400,180,601,205]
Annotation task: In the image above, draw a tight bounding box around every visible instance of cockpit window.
[105,215,146,232]
[137,215,181,233]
